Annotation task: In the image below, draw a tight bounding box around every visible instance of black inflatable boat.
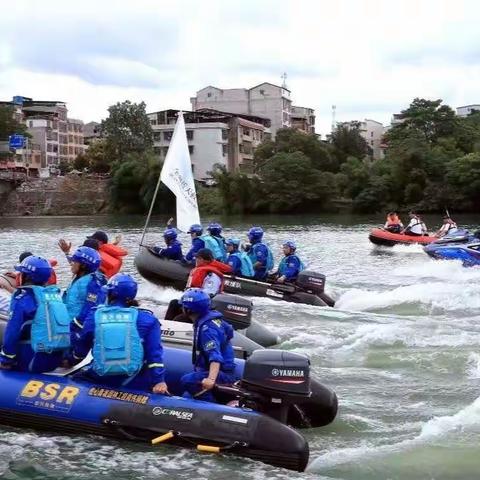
[135,247,335,307]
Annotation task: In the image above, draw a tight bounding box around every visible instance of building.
[456,104,480,117]
[84,121,102,145]
[290,106,315,134]
[190,82,314,137]
[0,96,86,172]
[147,109,270,180]
[340,119,385,160]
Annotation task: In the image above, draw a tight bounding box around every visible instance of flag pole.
[139,167,163,248]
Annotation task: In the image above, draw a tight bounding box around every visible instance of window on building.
[29,121,33,128]
[153,146,162,156]
[243,142,253,154]
[239,144,244,153]
[191,163,195,172]
[69,135,74,143]
[150,120,157,125]
[186,130,194,140]
[164,130,173,141]
[259,89,265,95]
[47,144,53,153]
[69,146,74,155]
[188,145,194,154]
[207,92,212,97]
[371,131,374,137]
[153,132,162,141]
[53,144,58,153]
[222,144,228,156]
[243,128,251,136]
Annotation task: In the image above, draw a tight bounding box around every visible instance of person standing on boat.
[179,288,236,402]
[384,212,404,233]
[184,224,205,265]
[435,216,458,238]
[225,238,254,278]
[153,228,183,261]
[64,246,107,339]
[67,273,168,394]
[402,212,427,236]
[0,256,70,372]
[273,241,305,284]
[247,227,274,281]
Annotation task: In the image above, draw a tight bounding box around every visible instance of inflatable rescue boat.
[135,247,335,307]
[0,343,338,472]
[368,228,435,247]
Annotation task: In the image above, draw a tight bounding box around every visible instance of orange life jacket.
[386,214,401,226]
[98,243,128,278]
[187,261,232,291]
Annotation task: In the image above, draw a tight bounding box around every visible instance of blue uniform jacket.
[0,288,62,372]
[278,254,303,281]
[227,253,242,276]
[248,241,270,280]
[72,302,165,386]
[193,310,235,373]
[185,237,205,264]
[154,239,183,261]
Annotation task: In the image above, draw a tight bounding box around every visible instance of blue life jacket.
[230,252,255,277]
[26,285,71,354]
[92,306,144,377]
[278,254,305,278]
[200,235,227,262]
[249,242,274,271]
[64,273,94,320]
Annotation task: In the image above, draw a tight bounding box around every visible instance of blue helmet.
[163,228,178,241]
[103,273,138,301]
[179,288,211,315]
[187,224,203,235]
[226,238,240,248]
[15,256,52,285]
[70,246,101,273]
[283,241,297,251]
[207,222,222,236]
[248,226,264,242]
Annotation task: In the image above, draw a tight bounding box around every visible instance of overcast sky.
[0,0,479,136]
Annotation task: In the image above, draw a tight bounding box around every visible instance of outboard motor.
[239,350,311,424]
[296,270,325,296]
[211,293,252,331]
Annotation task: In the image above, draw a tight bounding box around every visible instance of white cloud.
[0,0,479,135]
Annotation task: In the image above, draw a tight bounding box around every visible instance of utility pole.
[331,105,336,133]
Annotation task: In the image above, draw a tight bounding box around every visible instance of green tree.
[0,105,29,141]
[58,159,72,176]
[73,153,90,171]
[386,98,458,145]
[102,100,153,163]
[84,140,110,173]
[445,152,480,210]
[330,123,369,164]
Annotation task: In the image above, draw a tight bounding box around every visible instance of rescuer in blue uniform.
[180,288,236,402]
[153,228,183,260]
[247,226,274,281]
[201,222,227,262]
[69,273,168,394]
[226,238,254,278]
[184,224,205,264]
[274,241,305,283]
[0,256,68,372]
[64,246,107,340]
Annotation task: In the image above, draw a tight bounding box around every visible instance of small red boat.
[368,228,436,247]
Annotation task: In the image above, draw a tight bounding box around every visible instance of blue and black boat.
[0,344,337,472]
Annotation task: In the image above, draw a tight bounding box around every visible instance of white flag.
[160,111,201,232]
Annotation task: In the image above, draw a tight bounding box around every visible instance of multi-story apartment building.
[1,96,85,173]
[191,82,314,137]
[148,109,270,180]
[291,106,315,134]
[340,119,385,160]
[83,121,102,145]
[456,104,480,117]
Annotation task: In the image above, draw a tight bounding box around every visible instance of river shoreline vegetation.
[2,98,480,216]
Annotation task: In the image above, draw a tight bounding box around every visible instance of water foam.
[308,396,480,472]
[466,352,480,379]
[335,281,480,313]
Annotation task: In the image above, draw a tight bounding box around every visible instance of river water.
[0,214,479,480]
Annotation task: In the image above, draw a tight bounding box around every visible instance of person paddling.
[435,216,458,238]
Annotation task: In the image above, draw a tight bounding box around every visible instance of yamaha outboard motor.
[296,270,325,295]
[239,350,311,424]
[211,293,252,331]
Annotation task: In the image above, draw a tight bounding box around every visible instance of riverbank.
[1,176,110,216]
